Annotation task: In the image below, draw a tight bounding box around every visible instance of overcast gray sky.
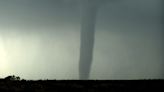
[0,0,163,80]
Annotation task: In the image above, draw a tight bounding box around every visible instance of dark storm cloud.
[0,0,81,34]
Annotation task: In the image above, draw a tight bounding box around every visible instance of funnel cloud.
[0,0,163,80]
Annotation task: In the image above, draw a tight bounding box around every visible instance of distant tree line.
[4,75,20,81]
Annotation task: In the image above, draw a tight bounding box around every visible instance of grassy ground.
[0,79,163,92]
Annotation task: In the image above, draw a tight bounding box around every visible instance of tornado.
[79,3,98,80]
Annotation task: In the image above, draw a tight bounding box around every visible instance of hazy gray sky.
[0,0,163,80]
